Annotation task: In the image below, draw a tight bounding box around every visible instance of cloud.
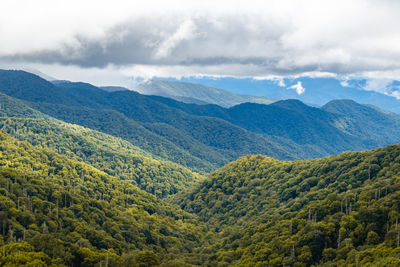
[154,20,198,59]
[355,77,400,100]
[267,78,286,87]
[390,91,400,100]
[363,79,393,94]
[2,0,400,91]
[287,81,306,95]
[340,80,350,87]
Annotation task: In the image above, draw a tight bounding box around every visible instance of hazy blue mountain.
[2,69,400,173]
[135,80,275,107]
[150,96,400,155]
[322,99,400,146]
[0,70,303,172]
[169,76,400,114]
[99,86,130,92]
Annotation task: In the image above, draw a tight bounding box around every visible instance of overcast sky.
[1,0,400,92]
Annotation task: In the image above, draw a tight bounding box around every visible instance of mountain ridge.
[1,69,400,265]
[135,79,275,107]
[177,76,400,114]
[172,143,400,266]
[2,69,400,173]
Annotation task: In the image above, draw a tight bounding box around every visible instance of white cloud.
[268,78,286,87]
[340,80,350,87]
[154,20,198,59]
[359,78,400,100]
[287,81,306,95]
[363,79,393,94]
[2,0,400,93]
[278,79,286,87]
[390,90,400,100]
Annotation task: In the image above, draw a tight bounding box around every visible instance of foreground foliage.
[0,132,208,266]
[174,147,400,266]
[2,128,400,265]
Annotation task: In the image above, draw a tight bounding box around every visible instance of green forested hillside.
[3,129,400,266]
[0,131,208,266]
[6,70,400,174]
[2,69,400,266]
[3,70,400,174]
[153,97,400,156]
[174,146,400,266]
[28,102,226,172]
[0,92,44,119]
[0,93,201,198]
[0,117,201,198]
[322,99,400,146]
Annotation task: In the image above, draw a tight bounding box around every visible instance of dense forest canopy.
[173,147,400,266]
[0,131,208,266]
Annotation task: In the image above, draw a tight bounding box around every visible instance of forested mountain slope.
[151,96,400,155]
[2,69,400,174]
[0,70,307,172]
[322,99,400,145]
[174,146,400,266]
[0,132,209,266]
[135,80,274,107]
[2,129,400,266]
[1,69,400,265]
[0,93,200,198]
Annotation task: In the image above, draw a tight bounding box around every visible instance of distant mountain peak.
[135,79,274,107]
[20,68,56,81]
[323,99,359,106]
[270,99,314,111]
[273,99,306,105]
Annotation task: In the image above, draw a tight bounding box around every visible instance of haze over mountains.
[167,76,400,114]
[1,69,400,266]
[135,80,275,107]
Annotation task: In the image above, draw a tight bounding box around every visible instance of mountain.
[322,99,400,146]
[173,144,400,266]
[1,69,400,265]
[0,71,226,172]
[2,128,400,265]
[2,69,400,174]
[20,68,56,81]
[147,95,400,156]
[135,79,275,107]
[0,70,307,172]
[0,131,208,266]
[0,92,201,198]
[176,76,400,114]
[99,86,129,92]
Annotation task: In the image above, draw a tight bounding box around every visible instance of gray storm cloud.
[1,0,400,82]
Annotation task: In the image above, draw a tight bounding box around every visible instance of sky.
[1,0,400,96]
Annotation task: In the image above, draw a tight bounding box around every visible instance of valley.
[0,70,399,266]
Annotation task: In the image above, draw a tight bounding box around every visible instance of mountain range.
[1,70,400,174]
[1,69,400,266]
[167,76,400,114]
